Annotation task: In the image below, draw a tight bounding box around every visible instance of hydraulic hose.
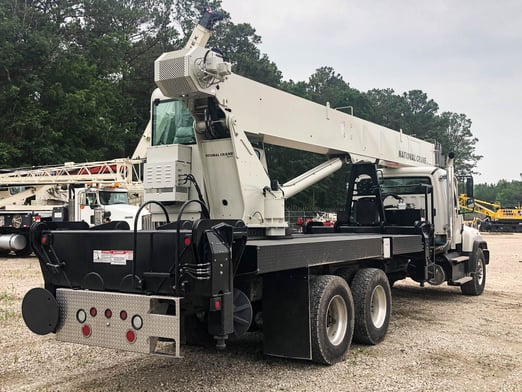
[132,201,170,289]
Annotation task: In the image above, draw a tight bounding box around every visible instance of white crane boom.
[153,16,442,235]
[155,22,440,168]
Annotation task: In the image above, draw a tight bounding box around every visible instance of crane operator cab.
[143,94,205,224]
[153,99,196,145]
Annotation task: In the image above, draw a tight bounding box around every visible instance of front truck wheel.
[351,268,392,345]
[310,275,354,365]
[461,248,486,296]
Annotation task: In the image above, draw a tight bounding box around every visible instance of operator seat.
[354,197,380,225]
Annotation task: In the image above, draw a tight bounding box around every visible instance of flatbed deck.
[242,232,424,274]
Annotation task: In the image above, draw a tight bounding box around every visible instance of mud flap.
[262,269,311,360]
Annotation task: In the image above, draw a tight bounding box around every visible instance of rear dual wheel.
[351,268,392,345]
[310,275,355,365]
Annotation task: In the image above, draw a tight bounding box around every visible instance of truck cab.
[381,166,456,246]
[75,186,147,229]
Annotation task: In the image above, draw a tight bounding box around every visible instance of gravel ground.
[1,233,521,391]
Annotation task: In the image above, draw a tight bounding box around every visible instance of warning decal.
[93,250,133,265]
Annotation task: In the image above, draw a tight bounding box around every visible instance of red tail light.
[126,330,136,343]
[82,324,92,338]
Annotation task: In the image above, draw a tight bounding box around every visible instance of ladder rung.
[450,255,469,264]
[451,276,473,285]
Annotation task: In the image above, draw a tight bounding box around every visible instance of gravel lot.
[1,233,521,391]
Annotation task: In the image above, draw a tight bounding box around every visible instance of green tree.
[472,179,522,208]
[0,0,67,166]
[437,112,482,176]
[364,88,408,131]
[495,180,522,207]
[66,0,183,157]
[474,182,498,202]
[173,0,224,38]
[0,0,188,166]
[302,67,370,117]
[401,90,439,141]
[365,89,439,140]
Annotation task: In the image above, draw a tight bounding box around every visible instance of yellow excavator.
[459,194,522,232]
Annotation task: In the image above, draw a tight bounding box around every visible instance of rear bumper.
[56,288,182,357]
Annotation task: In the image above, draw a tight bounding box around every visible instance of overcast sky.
[220,0,522,184]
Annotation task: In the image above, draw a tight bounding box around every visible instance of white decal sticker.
[93,250,133,265]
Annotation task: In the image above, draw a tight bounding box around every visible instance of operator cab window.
[380,177,432,195]
[152,99,196,146]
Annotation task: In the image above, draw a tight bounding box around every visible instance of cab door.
[77,189,98,225]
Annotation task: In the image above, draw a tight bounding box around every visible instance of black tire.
[351,268,392,345]
[14,235,32,257]
[15,247,32,257]
[461,248,486,296]
[310,275,354,365]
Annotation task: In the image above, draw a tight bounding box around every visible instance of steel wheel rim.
[370,285,387,329]
[476,259,484,285]
[326,294,348,346]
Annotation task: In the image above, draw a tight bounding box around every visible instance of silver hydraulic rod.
[281,157,344,199]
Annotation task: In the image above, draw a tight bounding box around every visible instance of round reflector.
[131,315,143,330]
[120,310,128,320]
[76,309,87,323]
[184,237,191,246]
[90,307,97,317]
[104,309,112,319]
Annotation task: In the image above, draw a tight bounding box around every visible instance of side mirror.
[466,176,474,198]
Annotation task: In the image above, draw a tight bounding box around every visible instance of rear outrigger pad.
[22,288,59,335]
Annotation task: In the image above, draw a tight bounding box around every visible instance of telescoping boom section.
[22,11,488,366]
